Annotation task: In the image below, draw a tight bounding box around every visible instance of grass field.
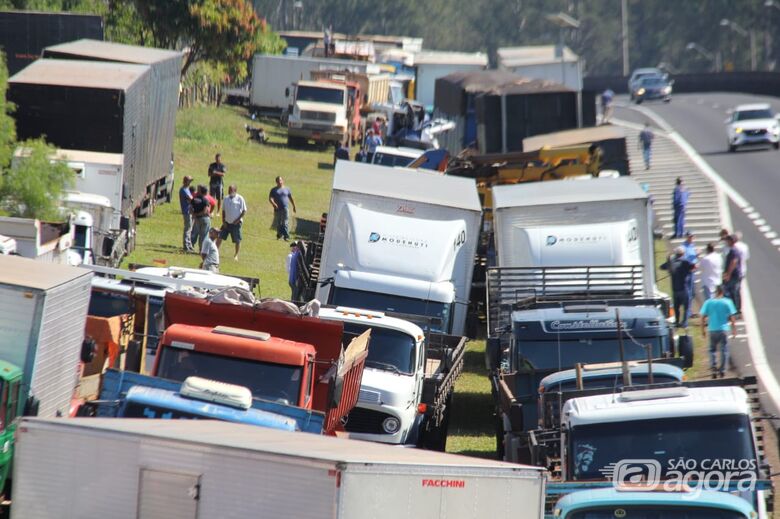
[128,105,716,460]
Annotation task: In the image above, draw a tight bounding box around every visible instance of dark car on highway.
[631,75,673,104]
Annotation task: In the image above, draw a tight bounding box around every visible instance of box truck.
[316,161,482,337]
[12,418,546,519]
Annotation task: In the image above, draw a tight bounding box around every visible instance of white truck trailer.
[0,255,92,418]
[316,161,482,336]
[11,418,546,519]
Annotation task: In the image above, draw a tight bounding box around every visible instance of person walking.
[208,153,226,213]
[723,234,743,315]
[286,242,300,302]
[190,185,211,250]
[672,177,690,239]
[365,129,382,163]
[699,243,723,302]
[200,227,220,273]
[179,175,194,252]
[269,176,296,241]
[700,285,737,379]
[218,184,247,261]
[734,231,749,282]
[639,123,654,170]
[661,246,696,328]
[600,88,615,124]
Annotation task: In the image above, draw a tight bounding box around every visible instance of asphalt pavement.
[616,93,780,397]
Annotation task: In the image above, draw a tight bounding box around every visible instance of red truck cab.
[153,324,317,409]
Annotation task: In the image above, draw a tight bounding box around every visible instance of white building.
[497,45,583,92]
[413,50,488,108]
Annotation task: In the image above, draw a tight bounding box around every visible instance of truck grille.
[301,110,336,122]
[745,129,767,136]
[344,407,393,434]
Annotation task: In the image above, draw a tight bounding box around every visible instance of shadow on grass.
[145,244,188,255]
[449,390,495,434]
[294,218,321,241]
[463,348,487,373]
[450,449,497,460]
[317,162,334,170]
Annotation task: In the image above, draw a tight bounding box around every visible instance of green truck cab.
[0,360,23,492]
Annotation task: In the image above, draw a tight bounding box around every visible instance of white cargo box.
[12,418,546,519]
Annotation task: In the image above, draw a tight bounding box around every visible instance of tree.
[0,52,15,170]
[132,0,284,80]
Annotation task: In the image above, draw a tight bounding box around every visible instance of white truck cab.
[319,306,426,445]
[287,80,349,146]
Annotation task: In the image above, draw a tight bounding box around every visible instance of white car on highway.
[726,103,780,152]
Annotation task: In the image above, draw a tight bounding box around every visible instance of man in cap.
[200,227,220,273]
[661,246,696,328]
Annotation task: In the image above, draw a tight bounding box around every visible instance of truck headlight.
[382,416,400,434]
[637,87,646,96]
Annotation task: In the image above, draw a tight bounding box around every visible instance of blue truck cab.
[88,369,325,433]
[503,301,671,431]
[553,488,756,519]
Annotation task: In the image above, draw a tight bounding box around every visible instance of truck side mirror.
[81,338,97,364]
[485,337,502,371]
[285,87,290,98]
[23,395,39,417]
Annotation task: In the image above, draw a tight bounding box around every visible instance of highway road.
[616,93,780,386]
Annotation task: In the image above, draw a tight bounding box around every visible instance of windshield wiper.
[366,360,403,374]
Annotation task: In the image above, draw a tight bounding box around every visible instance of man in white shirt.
[200,227,220,273]
[734,231,749,280]
[218,184,248,261]
[699,242,722,302]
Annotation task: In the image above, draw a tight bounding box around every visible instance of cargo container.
[0,11,103,75]
[8,59,151,230]
[12,418,546,519]
[42,39,183,212]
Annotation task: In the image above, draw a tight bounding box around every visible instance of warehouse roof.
[333,161,481,212]
[413,50,488,66]
[522,125,627,152]
[44,38,182,64]
[0,254,91,291]
[438,69,572,96]
[493,176,647,210]
[23,418,545,472]
[497,45,579,67]
[9,59,149,90]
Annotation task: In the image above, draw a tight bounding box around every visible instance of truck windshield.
[342,322,415,375]
[569,414,756,480]
[514,338,666,374]
[373,152,415,168]
[568,507,745,519]
[123,402,210,420]
[544,373,681,393]
[331,287,451,333]
[156,348,302,405]
[297,85,344,105]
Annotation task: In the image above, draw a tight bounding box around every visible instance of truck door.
[138,468,200,519]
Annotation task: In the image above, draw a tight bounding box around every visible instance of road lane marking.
[759,225,771,232]
[754,218,766,225]
[765,231,778,239]
[748,212,761,220]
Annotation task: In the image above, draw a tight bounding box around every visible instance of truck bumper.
[288,127,345,143]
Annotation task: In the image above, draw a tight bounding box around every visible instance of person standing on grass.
[639,122,654,170]
[179,175,194,252]
[218,185,247,261]
[269,176,296,241]
[286,242,300,301]
[672,177,690,239]
[699,243,723,302]
[661,246,696,328]
[208,153,226,213]
[200,227,220,273]
[190,185,211,250]
[700,285,737,379]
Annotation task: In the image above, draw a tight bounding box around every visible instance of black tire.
[678,334,694,368]
[774,142,779,150]
[636,98,643,105]
[664,98,671,103]
[728,144,737,153]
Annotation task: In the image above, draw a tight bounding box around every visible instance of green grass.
[126,105,334,299]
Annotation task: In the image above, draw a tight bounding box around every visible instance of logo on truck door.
[421,479,465,488]
[367,232,428,249]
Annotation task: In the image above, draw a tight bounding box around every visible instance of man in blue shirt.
[672,177,690,238]
[700,285,737,378]
[365,129,382,162]
[661,246,696,328]
[179,175,194,252]
[268,176,297,241]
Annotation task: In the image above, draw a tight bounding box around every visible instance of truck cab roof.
[492,176,647,210]
[318,306,424,341]
[539,362,683,391]
[554,488,754,518]
[511,303,665,341]
[296,79,346,91]
[563,386,751,427]
[159,324,317,367]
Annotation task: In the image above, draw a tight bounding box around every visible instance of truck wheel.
[678,335,694,368]
[494,413,505,460]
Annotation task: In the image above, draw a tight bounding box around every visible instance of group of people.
[662,228,749,378]
[179,153,248,273]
